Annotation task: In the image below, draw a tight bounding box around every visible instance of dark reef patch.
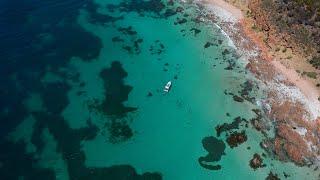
[28,71,158,179]
[116,26,143,54]
[249,153,266,170]
[99,61,137,117]
[174,17,187,25]
[226,131,248,148]
[238,80,256,103]
[266,172,280,180]
[98,61,137,142]
[118,26,138,36]
[85,0,123,25]
[233,95,244,102]
[108,120,134,143]
[164,8,177,18]
[190,28,201,36]
[204,42,214,48]
[31,111,161,179]
[149,40,165,55]
[215,116,247,137]
[198,136,226,171]
[134,38,143,54]
[107,0,165,17]
[112,36,125,43]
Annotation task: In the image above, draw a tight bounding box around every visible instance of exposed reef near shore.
[194,0,320,169]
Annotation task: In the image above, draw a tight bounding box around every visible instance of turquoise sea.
[0,0,318,179]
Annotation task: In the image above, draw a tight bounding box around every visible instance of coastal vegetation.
[248,0,320,60]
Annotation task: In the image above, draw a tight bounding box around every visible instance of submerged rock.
[190,28,201,36]
[174,18,187,25]
[266,172,280,180]
[249,153,265,170]
[204,42,214,48]
[233,95,244,102]
[226,131,247,148]
[215,116,246,137]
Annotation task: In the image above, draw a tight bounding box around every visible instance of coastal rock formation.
[265,171,280,180]
[249,153,265,170]
[203,0,320,167]
[226,131,247,148]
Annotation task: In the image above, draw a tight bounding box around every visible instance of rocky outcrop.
[249,153,265,170]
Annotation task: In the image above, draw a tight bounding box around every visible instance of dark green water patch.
[85,0,123,25]
[41,82,71,114]
[149,40,165,55]
[0,139,55,180]
[29,73,159,179]
[31,111,161,179]
[79,165,162,180]
[198,136,226,171]
[0,0,103,137]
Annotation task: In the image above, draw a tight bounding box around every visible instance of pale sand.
[201,0,243,20]
[199,0,320,120]
[271,60,320,119]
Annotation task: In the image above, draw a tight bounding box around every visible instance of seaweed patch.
[107,0,165,17]
[215,116,247,137]
[116,26,143,54]
[99,61,137,117]
[190,28,201,36]
[97,61,137,142]
[198,136,226,171]
[85,1,123,25]
[149,40,165,55]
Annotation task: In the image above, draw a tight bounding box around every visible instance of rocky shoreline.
[193,0,320,168]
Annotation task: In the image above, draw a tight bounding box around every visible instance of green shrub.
[282,48,287,53]
[302,71,317,79]
[310,56,320,69]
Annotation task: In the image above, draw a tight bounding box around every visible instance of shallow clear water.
[0,0,319,179]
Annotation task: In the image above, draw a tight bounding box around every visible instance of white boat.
[164,81,172,92]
